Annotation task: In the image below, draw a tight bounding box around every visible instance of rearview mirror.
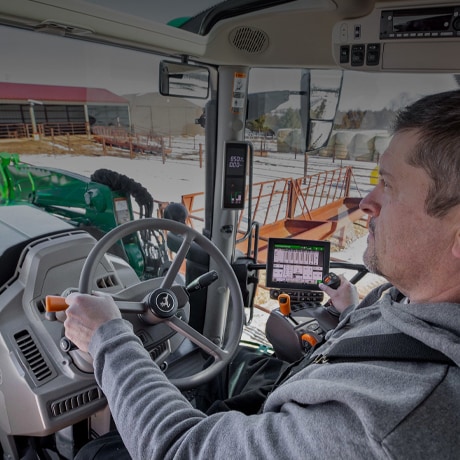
[159,61,210,99]
[301,69,343,152]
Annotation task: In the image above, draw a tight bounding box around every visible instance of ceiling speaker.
[229,27,269,54]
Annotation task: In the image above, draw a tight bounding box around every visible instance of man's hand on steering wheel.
[62,292,122,353]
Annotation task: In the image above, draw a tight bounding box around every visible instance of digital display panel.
[392,12,451,32]
[226,150,246,175]
[222,142,248,209]
[380,7,457,39]
[265,237,330,291]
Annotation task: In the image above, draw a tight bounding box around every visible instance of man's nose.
[359,187,381,217]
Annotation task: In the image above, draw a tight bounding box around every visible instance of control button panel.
[270,289,324,303]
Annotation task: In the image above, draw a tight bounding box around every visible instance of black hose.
[91,168,154,218]
[90,168,168,275]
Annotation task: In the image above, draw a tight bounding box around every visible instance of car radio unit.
[380,6,460,40]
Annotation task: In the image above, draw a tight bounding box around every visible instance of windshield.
[1,23,458,329]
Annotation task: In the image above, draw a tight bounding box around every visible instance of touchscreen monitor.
[265,237,330,291]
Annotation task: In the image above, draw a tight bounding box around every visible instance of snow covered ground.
[20,152,205,204]
[18,138,377,202]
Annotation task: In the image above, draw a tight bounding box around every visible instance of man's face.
[359,129,454,297]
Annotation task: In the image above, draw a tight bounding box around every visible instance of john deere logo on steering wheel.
[148,289,178,318]
[156,292,174,313]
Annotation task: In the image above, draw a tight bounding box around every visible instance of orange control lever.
[301,333,319,347]
[45,295,68,312]
[278,293,291,316]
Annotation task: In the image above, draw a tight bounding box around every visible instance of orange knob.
[278,293,291,316]
[301,333,319,347]
[45,295,68,312]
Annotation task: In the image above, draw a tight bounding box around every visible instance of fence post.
[303,152,309,184]
[199,144,203,168]
[344,167,352,196]
[287,180,295,218]
[51,128,55,155]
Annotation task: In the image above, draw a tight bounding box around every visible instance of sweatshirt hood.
[381,290,460,366]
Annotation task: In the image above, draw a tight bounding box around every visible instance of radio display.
[380,7,458,38]
[392,12,451,33]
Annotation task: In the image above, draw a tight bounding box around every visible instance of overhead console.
[332,2,460,72]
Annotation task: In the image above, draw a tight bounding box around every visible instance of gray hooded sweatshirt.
[89,284,460,459]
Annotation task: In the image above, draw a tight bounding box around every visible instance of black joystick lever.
[322,272,341,290]
[186,270,219,294]
[322,272,341,309]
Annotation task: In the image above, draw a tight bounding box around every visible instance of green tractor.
[0,152,169,279]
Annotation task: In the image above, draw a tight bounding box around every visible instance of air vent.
[149,341,169,361]
[229,27,269,54]
[14,330,53,383]
[96,274,118,288]
[50,386,104,417]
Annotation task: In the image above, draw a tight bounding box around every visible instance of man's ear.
[453,228,460,259]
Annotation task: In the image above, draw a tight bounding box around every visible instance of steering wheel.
[77,218,244,390]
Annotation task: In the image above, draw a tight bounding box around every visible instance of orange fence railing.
[182,166,356,233]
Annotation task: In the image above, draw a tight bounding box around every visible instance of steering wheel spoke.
[166,315,228,362]
[160,231,194,288]
[113,300,146,314]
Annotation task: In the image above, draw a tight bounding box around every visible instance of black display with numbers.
[222,141,248,209]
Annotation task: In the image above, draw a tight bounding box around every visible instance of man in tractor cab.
[63,90,460,459]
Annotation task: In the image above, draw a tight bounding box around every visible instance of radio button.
[340,46,350,64]
[351,44,365,66]
[366,44,380,66]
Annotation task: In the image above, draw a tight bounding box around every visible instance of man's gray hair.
[393,90,460,218]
